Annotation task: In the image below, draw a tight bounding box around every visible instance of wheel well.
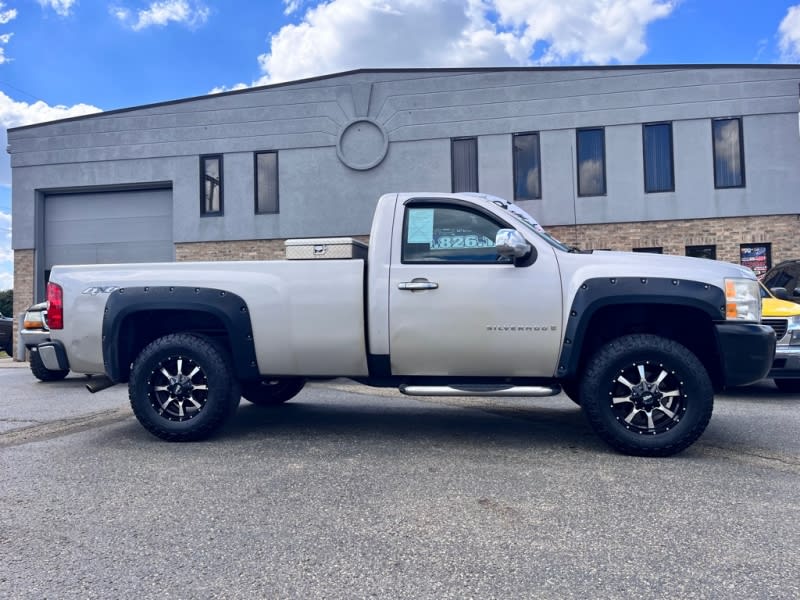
[573,304,723,390]
[114,310,231,382]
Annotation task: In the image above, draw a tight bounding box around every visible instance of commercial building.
[8,65,800,320]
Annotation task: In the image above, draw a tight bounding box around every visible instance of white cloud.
[0,31,11,65]
[283,0,304,15]
[37,0,77,17]
[0,1,17,24]
[217,0,674,89]
[0,1,16,65]
[113,0,210,31]
[779,4,800,61]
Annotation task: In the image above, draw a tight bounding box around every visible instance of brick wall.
[11,249,34,359]
[546,214,800,265]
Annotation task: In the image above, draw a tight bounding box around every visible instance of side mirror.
[770,287,790,301]
[496,229,531,259]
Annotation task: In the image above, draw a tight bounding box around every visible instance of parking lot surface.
[1,362,798,599]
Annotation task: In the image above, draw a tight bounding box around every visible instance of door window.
[402,205,511,264]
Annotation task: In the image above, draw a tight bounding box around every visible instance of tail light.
[47,282,64,329]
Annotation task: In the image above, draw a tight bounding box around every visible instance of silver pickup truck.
[35,192,775,456]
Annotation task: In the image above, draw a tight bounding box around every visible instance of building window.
[712,118,745,189]
[686,245,716,260]
[513,132,541,200]
[201,155,223,215]
[576,128,606,196]
[451,137,478,193]
[740,243,771,278]
[255,151,279,214]
[632,247,663,254]
[643,123,674,193]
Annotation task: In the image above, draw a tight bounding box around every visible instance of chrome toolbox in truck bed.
[285,237,368,260]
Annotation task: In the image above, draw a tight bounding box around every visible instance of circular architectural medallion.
[336,118,389,171]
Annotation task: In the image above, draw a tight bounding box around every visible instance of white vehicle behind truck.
[36,193,775,456]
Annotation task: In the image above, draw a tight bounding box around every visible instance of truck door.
[388,200,563,377]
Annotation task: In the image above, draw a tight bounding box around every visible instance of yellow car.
[761,283,800,393]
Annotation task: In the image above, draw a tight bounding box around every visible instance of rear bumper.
[35,340,71,372]
[715,323,776,387]
[21,329,51,349]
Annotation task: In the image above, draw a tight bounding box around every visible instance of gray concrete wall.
[9,66,800,250]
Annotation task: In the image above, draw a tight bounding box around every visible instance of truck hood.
[555,250,755,297]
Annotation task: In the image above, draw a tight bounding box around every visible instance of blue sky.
[1,0,800,291]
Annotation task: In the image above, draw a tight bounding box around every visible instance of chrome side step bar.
[399,384,561,397]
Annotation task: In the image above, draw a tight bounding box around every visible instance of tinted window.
[577,128,606,196]
[513,133,541,200]
[255,151,279,214]
[713,118,745,188]
[686,245,716,260]
[402,205,510,264]
[643,123,674,193]
[451,138,478,193]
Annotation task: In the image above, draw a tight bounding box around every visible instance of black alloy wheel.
[580,334,713,457]
[129,333,240,441]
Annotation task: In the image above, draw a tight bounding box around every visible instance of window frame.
[685,245,717,260]
[200,154,224,216]
[576,127,607,197]
[254,150,280,215]
[632,247,663,254]
[400,200,513,265]
[450,137,479,193]
[712,117,746,189]
[642,122,675,194]
[512,131,542,201]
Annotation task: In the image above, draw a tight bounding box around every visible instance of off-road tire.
[580,334,713,457]
[242,377,305,406]
[29,349,69,382]
[774,378,800,394]
[129,333,240,442]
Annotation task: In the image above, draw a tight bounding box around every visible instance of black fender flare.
[102,286,260,383]
[556,277,727,379]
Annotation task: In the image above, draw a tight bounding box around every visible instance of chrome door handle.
[398,279,439,291]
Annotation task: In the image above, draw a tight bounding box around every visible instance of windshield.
[503,203,572,252]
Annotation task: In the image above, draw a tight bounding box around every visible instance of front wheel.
[129,333,240,442]
[580,334,713,457]
[241,377,305,406]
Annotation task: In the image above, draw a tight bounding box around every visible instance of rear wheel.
[774,379,800,394]
[29,349,69,382]
[580,334,713,457]
[129,333,240,442]
[242,377,305,406]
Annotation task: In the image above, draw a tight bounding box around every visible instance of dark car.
[763,259,800,303]
[0,311,12,355]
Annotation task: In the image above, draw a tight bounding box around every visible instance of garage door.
[44,188,174,270]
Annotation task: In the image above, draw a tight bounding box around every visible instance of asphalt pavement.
[1,360,798,599]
